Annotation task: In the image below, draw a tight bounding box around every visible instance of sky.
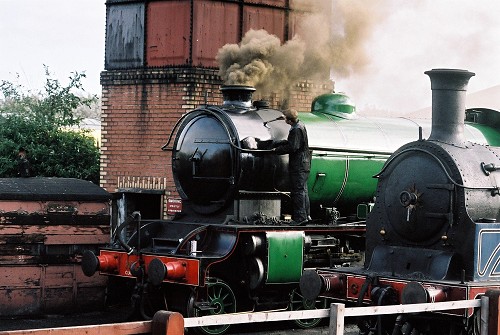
[334,0,500,114]
[0,0,499,115]
[0,1,106,96]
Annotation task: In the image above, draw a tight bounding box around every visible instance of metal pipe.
[424,68,475,146]
[221,85,256,108]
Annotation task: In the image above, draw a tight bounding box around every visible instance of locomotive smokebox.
[425,68,475,146]
[221,85,256,109]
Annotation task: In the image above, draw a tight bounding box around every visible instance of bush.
[0,67,100,184]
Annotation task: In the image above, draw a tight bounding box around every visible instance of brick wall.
[100,67,332,218]
[100,68,222,193]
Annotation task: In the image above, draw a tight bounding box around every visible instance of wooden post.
[152,310,184,335]
[485,290,500,335]
[481,295,489,335]
[329,303,345,335]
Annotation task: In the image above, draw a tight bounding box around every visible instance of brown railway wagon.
[0,178,110,316]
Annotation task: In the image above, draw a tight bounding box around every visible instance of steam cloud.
[216,0,386,95]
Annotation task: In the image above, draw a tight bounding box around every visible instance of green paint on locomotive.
[308,155,384,211]
[311,92,356,116]
[299,92,500,215]
[465,108,500,146]
[467,124,500,146]
[266,231,304,283]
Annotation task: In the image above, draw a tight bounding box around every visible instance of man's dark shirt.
[274,120,311,172]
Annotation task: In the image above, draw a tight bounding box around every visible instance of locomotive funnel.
[425,68,475,146]
[221,85,256,108]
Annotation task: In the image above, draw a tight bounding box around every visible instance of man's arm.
[273,128,301,154]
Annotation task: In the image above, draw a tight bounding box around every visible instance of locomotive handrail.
[239,190,289,194]
[309,146,392,157]
[172,224,209,255]
[161,107,395,157]
[374,147,500,192]
[161,106,233,152]
[161,111,194,151]
[161,106,282,154]
[162,106,243,152]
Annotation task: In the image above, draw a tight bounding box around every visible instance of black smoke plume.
[216,0,387,95]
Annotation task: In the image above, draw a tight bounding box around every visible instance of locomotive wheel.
[466,308,480,335]
[289,288,327,328]
[188,278,237,335]
[137,283,168,320]
[390,314,471,335]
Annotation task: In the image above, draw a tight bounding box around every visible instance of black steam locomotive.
[82,85,370,335]
[299,69,500,335]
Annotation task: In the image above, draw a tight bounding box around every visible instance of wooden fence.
[3,290,500,335]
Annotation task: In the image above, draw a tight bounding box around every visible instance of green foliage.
[0,67,100,184]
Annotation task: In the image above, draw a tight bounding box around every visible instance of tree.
[0,66,100,184]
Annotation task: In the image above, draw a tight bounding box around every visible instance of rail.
[2,290,500,335]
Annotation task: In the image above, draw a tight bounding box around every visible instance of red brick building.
[100,0,333,220]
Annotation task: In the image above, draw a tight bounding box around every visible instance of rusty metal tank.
[105,0,291,69]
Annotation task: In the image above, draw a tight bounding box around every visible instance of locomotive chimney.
[425,68,475,146]
[220,85,256,109]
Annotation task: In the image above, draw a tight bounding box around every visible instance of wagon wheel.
[188,278,237,335]
[289,288,327,328]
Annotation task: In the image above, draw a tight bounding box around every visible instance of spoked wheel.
[188,278,237,335]
[289,288,328,328]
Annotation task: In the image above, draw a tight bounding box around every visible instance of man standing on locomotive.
[272,109,311,225]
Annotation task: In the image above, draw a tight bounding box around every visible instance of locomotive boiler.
[168,85,500,224]
[300,69,500,335]
[81,78,500,335]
